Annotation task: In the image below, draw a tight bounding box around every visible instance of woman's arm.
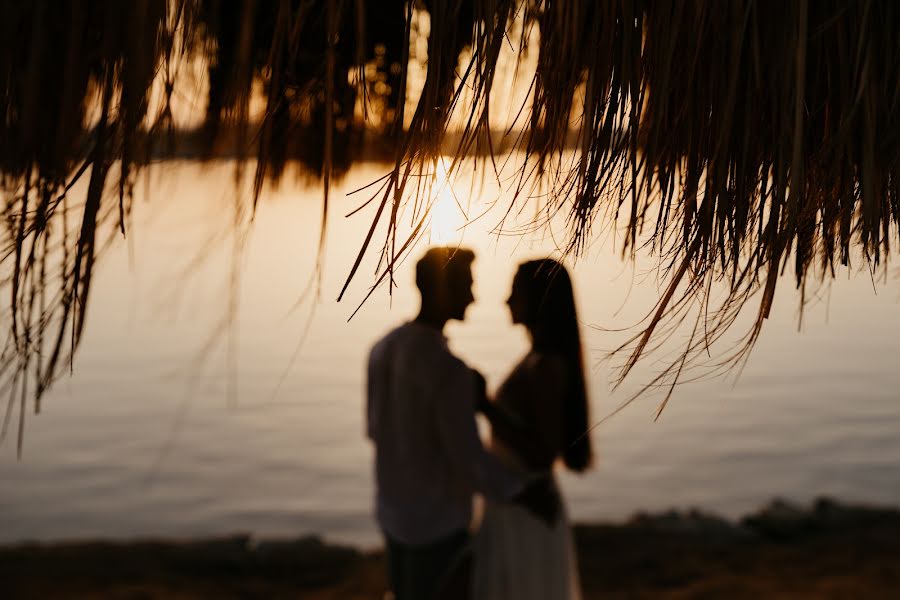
[474,371,533,452]
[476,357,565,470]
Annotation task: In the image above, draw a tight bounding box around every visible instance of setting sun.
[429,159,467,245]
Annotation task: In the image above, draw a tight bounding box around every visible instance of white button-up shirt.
[367,321,524,545]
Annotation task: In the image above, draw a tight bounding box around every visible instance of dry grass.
[2,1,900,449]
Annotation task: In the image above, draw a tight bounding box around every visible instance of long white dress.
[473,355,582,600]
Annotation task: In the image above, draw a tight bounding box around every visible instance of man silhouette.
[366,247,556,600]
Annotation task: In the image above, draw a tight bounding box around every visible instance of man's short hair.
[415,246,475,296]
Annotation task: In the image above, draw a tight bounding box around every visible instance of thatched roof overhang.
[1,1,899,449]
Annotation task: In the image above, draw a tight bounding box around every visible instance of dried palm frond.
[2,1,900,451]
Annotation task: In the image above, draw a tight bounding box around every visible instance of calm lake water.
[2,161,900,547]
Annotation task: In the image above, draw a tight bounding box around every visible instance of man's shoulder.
[373,322,416,348]
[369,325,401,364]
[370,322,461,367]
[371,322,435,358]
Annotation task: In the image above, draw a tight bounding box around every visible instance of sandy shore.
[4,497,900,599]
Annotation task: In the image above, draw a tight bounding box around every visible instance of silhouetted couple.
[367,246,592,600]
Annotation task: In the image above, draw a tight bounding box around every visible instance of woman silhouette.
[474,258,592,600]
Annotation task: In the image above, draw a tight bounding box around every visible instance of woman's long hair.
[515,259,592,472]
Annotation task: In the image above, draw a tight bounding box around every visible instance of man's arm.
[433,357,524,502]
[435,355,561,526]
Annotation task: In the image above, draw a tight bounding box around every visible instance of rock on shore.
[4,498,900,599]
